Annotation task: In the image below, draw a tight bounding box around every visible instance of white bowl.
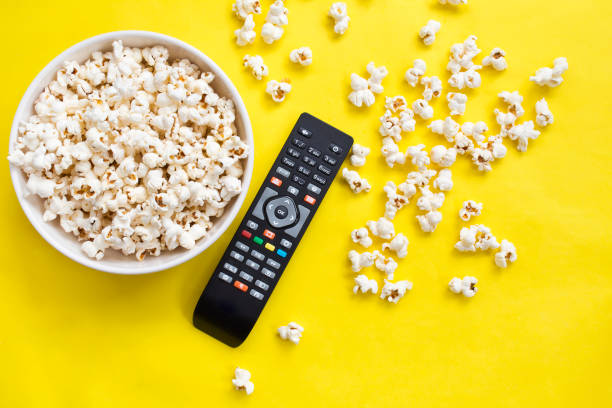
[8,31,254,275]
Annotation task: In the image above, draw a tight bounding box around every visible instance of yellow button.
[265,243,275,252]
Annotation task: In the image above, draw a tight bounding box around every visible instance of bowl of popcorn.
[8,31,254,274]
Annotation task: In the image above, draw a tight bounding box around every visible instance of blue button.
[277,249,287,258]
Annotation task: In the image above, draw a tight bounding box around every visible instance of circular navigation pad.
[265,196,298,229]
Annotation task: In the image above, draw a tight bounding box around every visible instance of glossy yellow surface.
[1,1,611,406]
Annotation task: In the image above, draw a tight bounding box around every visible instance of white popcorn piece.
[454,226,477,252]
[232,367,254,395]
[289,47,313,66]
[385,95,408,113]
[382,233,409,258]
[235,14,257,46]
[429,117,460,142]
[535,98,554,127]
[482,48,507,71]
[421,76,442,101]
[374,251,398,280]
[454,132,475,155]
[399,110,416,133]
[461,121,488,143]
[430,145,457,167]
[498,91,525,118]
[348,249,377,272]
[459,200,483,221]
[233,0,262,20]
[508,121,540,152]
[353,274,378,294]
[405,59,427,87]
[383,180,416,219]
[417,186,445,212]
[366,62,388,95]
[381,137,406,168]
[471,147,494,172]
[407,144,430,170]
[243,54,268,80]
[351,227,373,248]
[379,110,402,141]
[439,0,467,5]
[448,276,478,298]
[455,224,499,252]
[495,239,518,268]
[481,135,507,160]
[350,143,370,167]
[348,62,387,107]
[419,20,441,46]
[412,99,434,120]
[494,109,517,137]
[447,35,481,73]
[380,279,413,303]
[407,168,437,188]
[366,217,395,240]
[530,57,568,87]
[342,167,371,193]
[417,211,442,232]
[449,66,482,90]
[447,92,467,116]
[433,168,453,191]
[261,0,289,44]
[278,322,304,344]
[266,79,291,102]
[329,2,350,35]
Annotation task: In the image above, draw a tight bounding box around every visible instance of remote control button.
[298,127,312,137]
[255,280,269,291]
[318,164,331,175]
[313,174,327,185]
[246,259,260,270]
[307,183,321,195]
[304,195,316,205]
[280,239,292,249]
[252,187,278,221]
[262,268,276,279]
[276,166,291,178]
[297,165,312,176]
[270,176,282,187]
[223,263,238,274]
[250,250,265,261]
[233,281,248,292]
[218,272,233,283]
[253,236,264,245]
[285,205,311,238]
[249,289,264,300]
[287,147,301,158]
[302,155,316,167]
[277,249,287,258]
[265,242,275,251]
[323,154,337,166]
[292,138,306,149]
[307,146,321,157]
[292,175,306,185]
[241,229,252,239]
[230,251,244,262]
[235,241,249,252]
[266,258,281,269]
[329,143,343,155]
[265,196,298,229]
[239,271,254,282]
[282,157,295,168]
[263,229,276,240]
[246,220,259,230]
[287,185,299,196]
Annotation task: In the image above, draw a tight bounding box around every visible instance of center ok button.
[275,205,289,219]
[265,196,298,229]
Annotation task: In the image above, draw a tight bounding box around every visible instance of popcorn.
[383,180,416,219]
[471,147,494,172]
[374,251,398,280]
[482,48,507,71]
[266,79,292,102]
[449,66,482,90]
[412,99,434,120]
[399,110,416,132]
[407,168,437,188]
[261,0,288,44]
[405,59,427,87]
[448,276,478,298]
[342,168,371,193]
[433,169,452,191]
[233,0,262,20]
[379,111,402,141]
[417,211,442,232]
[508,121,540,152]
[289,47,313,66]
[385,95,408,113]
[429,117,460,142]
[530,57,568,87]
[382,233,409,258]
[353,274,378,294]
[380,279,413,303]
[407,144,430,170]
[461,121,488,143]
[447,92,467,116]
[495,239,517,268]
[351,227,373,248]
[348,249,376,272]
[494,109,517,137]
[481,135,507,159]
[278,322,304,344]
[232,367,254,395]
[430,145,457,167]
[535,98,554,127]
[366,62,388,95]
[455,224,499,252]
[498,91,525,118]
[243,54,268,80]
[366,217,395,240]
[329,2,350,35]
[459,200,482,221]
[421,76,442,101]
[419,20,441,46]
[447,35,481,73]
[439,0,467,5]
[349,143,370,167]
[454,132,475,155]
[348,62,388,107]
[235,14,257,46]
[381,137,406,168]
[417,186,445,212]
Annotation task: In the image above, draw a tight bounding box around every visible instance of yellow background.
[1,0,611,406]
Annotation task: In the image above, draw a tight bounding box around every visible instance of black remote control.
[193,113,354,347]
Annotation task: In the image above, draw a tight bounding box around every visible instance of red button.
[263,229,275,240]
[270,177,282,187]
[304,195,316,205]
[234,281,248,292]
[241,229,252,239]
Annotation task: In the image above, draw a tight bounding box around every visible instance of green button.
[253,236,264,245]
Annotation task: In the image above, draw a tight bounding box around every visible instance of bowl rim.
[8,30,254,275]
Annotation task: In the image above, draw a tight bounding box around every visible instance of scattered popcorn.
[349,143,370,167]
[461,121,488,143]
[455,224,500,252]
[235,14,257,46]
[289,47,313,66]
[454,132,475,155]
[454,226,477,252]
[407,144,430,170]
[494,109,518,137]
[233,0,262,20]
[413,99,434,120]
[459,200,482,221]
[417,186,445,212]
[530,57,568,87]
[482,48,507,71]
[446,92,467,116]
[439,0,467,5]
[381,137,406,167]
[232,367,254,395]
[261,0,289,44]
[382,233,409,258]
[480,135,507,160]
[447,35,481,73]
[374,251,398,280]
[367,217,395,240]
[431,145,457,167]
[429,117,460,142]
[495,239,518,268]
[383,180,416,219]
[407,169,437,188]
[278,322,304,344]
[419,20,441,46]
[421,76,443,101]
[471,147,494,172]
[342,168,371,193]
[399,110,417,133]
[243,54,268,80]
[448,276,478,298]
[328,2,350,35]
[405,59,427,87]
[417,211,442,232]
[348,249,377,272]
[498,91,525,118]
[353,274,378,294]
[385,95,408,112]
[449,66,482,90]
[266,79,291,102]
[367,62,388,95]
[351,227,373,248]
[508,121,540,152]
[380,279,413,303]
[535,98,554,127]
[348,63,387,107]
[433,169,453,191]
[379,111,402,141]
